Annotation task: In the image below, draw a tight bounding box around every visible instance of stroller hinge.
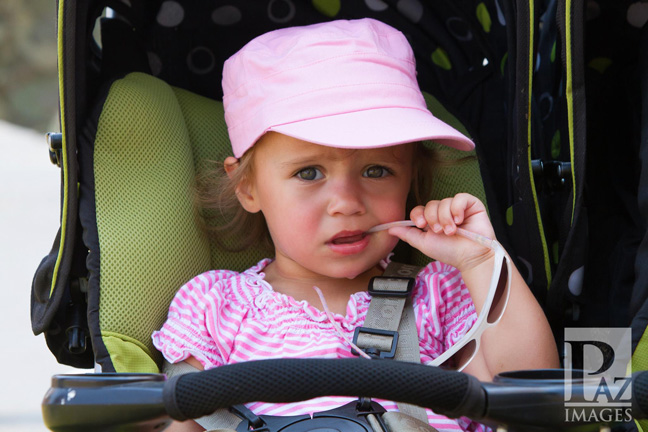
[531,159,572,189]
[47,132,63,167]
[66,277,89,355]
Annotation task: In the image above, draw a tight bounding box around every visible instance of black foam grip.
[163,358,485,422]
[633,371,648,420]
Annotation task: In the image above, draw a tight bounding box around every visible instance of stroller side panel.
[31,0,91,368]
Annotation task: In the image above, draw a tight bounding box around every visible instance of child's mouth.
[328,231,370,255]
[331,233,367,245]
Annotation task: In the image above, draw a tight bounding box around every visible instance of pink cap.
[222,18,474,158]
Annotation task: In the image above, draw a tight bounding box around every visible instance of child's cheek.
[377,194,409,221]
[283,211,320,245]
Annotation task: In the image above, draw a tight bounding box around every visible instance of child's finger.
[421,201,443,232]
[449,194,471,226]
[409,205,427,229]
[436,198,456,234]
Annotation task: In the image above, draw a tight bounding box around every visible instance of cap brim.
[269,108,475,151]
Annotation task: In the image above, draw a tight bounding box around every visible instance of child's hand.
[388,193,496,271]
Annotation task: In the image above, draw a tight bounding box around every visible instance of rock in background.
[0,0,59,132]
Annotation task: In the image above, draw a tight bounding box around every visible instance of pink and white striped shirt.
[152,258,488,431]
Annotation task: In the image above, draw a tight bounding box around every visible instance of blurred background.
[0,1,85,431]
[1,0,59,133]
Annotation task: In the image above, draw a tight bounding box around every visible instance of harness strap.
[366,413,386,432]
[383,411,439,432]
[356,262,430,424]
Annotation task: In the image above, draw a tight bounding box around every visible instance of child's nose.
[326,179,366,216]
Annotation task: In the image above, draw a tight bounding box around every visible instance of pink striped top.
[152,258,487,431]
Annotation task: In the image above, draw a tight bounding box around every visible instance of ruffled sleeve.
[152,269,239,369]
[415,261,477,356]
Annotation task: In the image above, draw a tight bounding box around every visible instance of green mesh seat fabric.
[89,72,486,373]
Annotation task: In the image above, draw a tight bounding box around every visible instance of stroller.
[31,0,648,430]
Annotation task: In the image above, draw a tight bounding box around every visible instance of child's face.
[237,132,414,280]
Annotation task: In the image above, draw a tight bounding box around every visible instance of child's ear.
[236,180,261,214]
[224,157,239,178]
[224,157,261,213]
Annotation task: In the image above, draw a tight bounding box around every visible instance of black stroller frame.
[31,0,648,431]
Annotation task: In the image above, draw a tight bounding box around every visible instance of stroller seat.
[83,72,269,372]
[46,70,486,373]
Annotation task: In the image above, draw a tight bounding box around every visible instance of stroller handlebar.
[162,358,485,421]
[43,360,648,431]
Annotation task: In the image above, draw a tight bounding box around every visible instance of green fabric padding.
[633,329,648,431]
[422,92,485,208]
[410,93,486,267]
[171,86,268,272]
[102,333,159,373]
[93,72,486,372]
[94,73,212,371]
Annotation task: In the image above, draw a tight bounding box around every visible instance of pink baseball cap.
[222,18,474,158]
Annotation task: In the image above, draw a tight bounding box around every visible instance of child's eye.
[296,167,323,181]
[363,166,391,178]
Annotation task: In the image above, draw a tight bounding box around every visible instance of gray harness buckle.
[352,327,399,359]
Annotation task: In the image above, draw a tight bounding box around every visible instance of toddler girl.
[153,18,558,432]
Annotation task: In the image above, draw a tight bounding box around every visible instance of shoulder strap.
[355,262,429,423]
